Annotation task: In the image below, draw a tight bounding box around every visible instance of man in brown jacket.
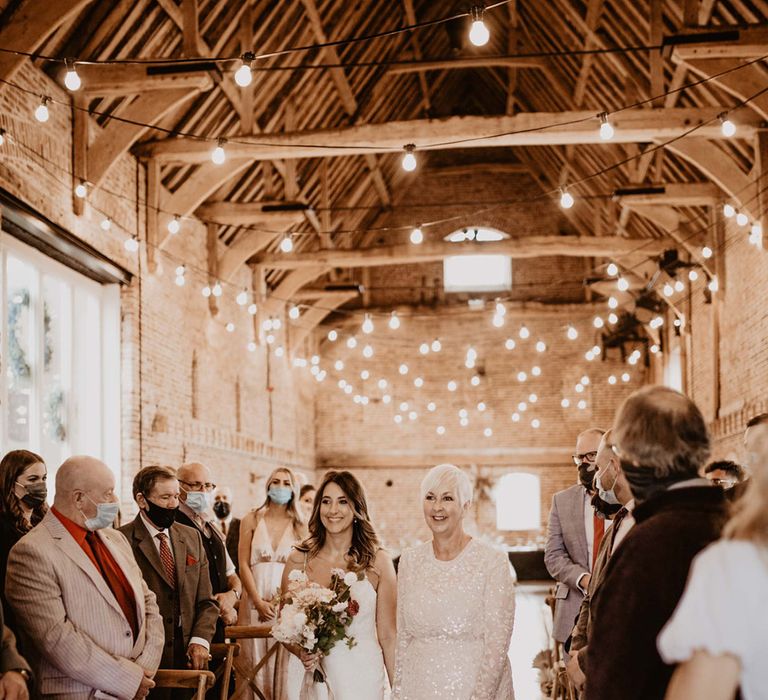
[120,466,218,673]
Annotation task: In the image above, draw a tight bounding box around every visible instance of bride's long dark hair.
[297,470,380,572]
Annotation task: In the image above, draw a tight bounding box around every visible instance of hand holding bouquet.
[273,568,363,697]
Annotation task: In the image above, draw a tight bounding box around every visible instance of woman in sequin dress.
[393,464,516,700]
[238,467,307,699]
[281,470,397,699]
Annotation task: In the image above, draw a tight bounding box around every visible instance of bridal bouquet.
[272,568,363,698]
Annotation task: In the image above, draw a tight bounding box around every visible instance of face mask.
[620,461,680,503]
[83,495,120,531]
[184,490,212,514]
[213,501,231,519]
[591,491,623,518]
[268,486,293,505]
[594,470,620,505]
[143,497,177,530]
[16,481,47,507]
[578,463,596,491]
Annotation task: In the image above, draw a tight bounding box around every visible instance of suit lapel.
[571,487,590,567]
[133,516,176,589]
[42,513,125,618]
[170,525,188,595]
[101,529,145,624]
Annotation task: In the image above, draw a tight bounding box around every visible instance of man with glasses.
[544,427,605,656]
[176,464,241,649]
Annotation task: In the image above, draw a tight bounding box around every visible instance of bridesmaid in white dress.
[238,467,307,699]
[280,470,397,699]
[393,464,516,700]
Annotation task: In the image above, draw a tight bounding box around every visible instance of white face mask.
[83,494,120,530]
[594,469,620,505]
[184,490,213,514]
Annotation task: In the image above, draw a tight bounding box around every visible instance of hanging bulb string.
[1,52,765,160]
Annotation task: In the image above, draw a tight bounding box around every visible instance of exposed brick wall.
[0,64,316,517]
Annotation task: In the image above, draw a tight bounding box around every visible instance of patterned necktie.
[156,532,177,590]
[221,520,227,536]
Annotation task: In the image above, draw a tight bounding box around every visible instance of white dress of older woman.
[393,465,516,699]
[657,539,768,700]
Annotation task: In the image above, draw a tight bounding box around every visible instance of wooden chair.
[210,641,240,700]
[153,669,216,700]
[225,624,284,700]
[545,587,578,700]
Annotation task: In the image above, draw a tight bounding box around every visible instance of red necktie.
[156,532,177,590]
[592,515,605,570]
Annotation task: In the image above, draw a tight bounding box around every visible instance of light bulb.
[468,7,490,46]
[536,340,546,352]
[505,338,516,350]
[419,343,430,355]
[399,363,409,375]
[577,400,587,410]
[519,325,530,339]
[211,138,226,165]
[567,326,578,340]
[585,351,595,361]
[382,394,391,404]
[663,283,675,296]
[617,277,629,292]
[124,237,139,252]
[708,276,719,292]
[378,379,387,389]
[64,61,81,91]
[460,417,469,427]
[517,371,527,382]
[74,182,87,198]
[226,322,235,333]
[529,393,538,403]
[236,290,248,306]
[531,365,541,376]
[167,216,180,235]
[593,316,604,328]
[688,269,699,282]
[175,274,186,287]
[598,112,614,140]
[202,286,212,298]
[561,398,570,408]
[363,344,374,358]
[328,329,338,341]
[0,129,5,146]
[447,380,457,391]
[608,375,617,385]
[736,212,749,227]
[362,314,374,334]
[334,360,344,371]
[234,54,253,87]
[723,203,735,218]
[518,401,527,412]
[35,97,50,123]
[608,312,618,324]
[511,412,521,422]
[719,114,736,137]
[471,375,481,386]
[410,226,423,244]
[101,218,112,231]
[175,265,185,277]
[483,427,493,437]
[248,303,258,315]
[280,235,294,253]
[606,262,618,276]
[674,280,685,292]
[477,402,486,411]
[388,312,400,330]
[621,372,630,382]
[531,418,541,429]
[289,305,300,320]
[608,296,619,309]
[431,339,442,352]
[346,337,357,349]
[749,222,763,247]
[560,189,574,209]
[702,245,713,259]
[402,144,417,172]
[414,377,423,388]
[492,313,504,328]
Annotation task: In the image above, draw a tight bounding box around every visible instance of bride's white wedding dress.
[287,574,389,700]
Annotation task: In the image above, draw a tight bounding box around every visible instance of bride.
[280,470,397,699]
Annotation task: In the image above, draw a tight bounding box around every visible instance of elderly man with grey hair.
[585,386,729,700]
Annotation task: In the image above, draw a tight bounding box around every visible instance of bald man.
[176,463,241,635]
[5,456,163,700]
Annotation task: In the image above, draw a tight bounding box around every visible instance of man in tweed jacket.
[5,456,164,700]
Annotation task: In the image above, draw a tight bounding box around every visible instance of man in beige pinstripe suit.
[5,456,164,700]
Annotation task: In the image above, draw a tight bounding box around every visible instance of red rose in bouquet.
[347,599,360,617]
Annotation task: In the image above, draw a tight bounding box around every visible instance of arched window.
[495,472,541,531]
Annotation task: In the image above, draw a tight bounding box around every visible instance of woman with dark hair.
[238,466,306,699]
[0,449,48,631]
[280,470,397,699]
[299,484,316,522]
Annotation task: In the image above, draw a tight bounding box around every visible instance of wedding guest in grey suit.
[6,456,163,700]
[544,428,605,652]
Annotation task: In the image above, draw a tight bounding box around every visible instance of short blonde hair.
[420,464,473,507]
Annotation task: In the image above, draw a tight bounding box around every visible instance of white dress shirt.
[139,512,210,651]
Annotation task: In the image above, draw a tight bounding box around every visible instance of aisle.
[509,583,551,700]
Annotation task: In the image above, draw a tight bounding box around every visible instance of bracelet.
[231,588,241,600]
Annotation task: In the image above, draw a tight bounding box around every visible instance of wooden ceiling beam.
[293,288,362,301]
[195,201,309,226]
[136,108,756,164]
[669,25,768,60]
[78,64,213,95]
[254,235,673,270]
[386,56,546,75]
[614,182,721,206]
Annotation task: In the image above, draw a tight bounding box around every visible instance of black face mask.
[17,482,47,508]
[213,501,231,519]
[591,492,623,519]
[143,497,177,530]
[578,464,596,492]
[620,461,681,503]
